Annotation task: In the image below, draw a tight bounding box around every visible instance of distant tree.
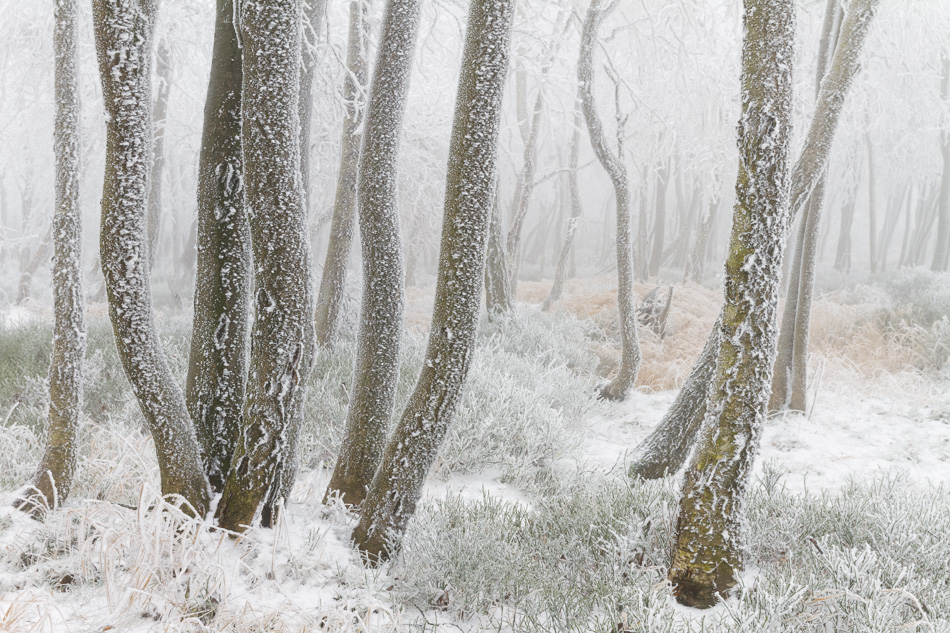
[667,0,795,607]
[299,0,329,217]
[931,58,950,272]
[578,0,641,401]
[217,0,314,530]
[185,0,251,494]
[324,0,421,506]
[92,0,210,515]
[484,186,513,318]
[314,0,370,347]
[352,0,514,561]
[16,0,85,516]
[146,37,172,268]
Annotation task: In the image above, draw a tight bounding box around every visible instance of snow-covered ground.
[0,273,948,632]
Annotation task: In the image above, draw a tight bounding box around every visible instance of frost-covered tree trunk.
[184,0,251,494]
[544,100,583,310]
[146,38,171,268]
[867,134,879,274]
[217,0,314,530]
[324,0,420,507]
[667,0,794,607]
[484,187,513,319]
[314,0,369,347]
[834,197,854,272]
[648,162,669,278]
[684,196,719,284]
[630,0,879,478]
[505,87,543,295]
[16,0,86,516]
[578,0,641,402]
[92,0,210,515]
[932,60,950,272]
[16,224,52,304]
[774,0,879,412]
[299,0,328,217]
[352,0,513,561]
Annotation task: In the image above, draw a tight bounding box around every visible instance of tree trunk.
[578,0,642,402]
[668,0,795,607]
[506,86,544,295]
[648,161,669,277]
[684,196,719,284]
[932,59,950,272]
[92,0,210,515]
[867,133,879,274]
[485,186,513,318]
[16,224,53,304]
[324,0,420,507]
[147,38,171,269]
[352,0,513,562]
[217,0,314,530]
[299,0,329,218]
[16,0,86,517]
[544,99,583,309]
[314,0,370,347]
[834,197,855,272]
[185,0,251,494]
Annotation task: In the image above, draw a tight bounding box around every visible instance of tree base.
[668,568,733,609]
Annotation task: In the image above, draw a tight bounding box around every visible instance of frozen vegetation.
[0,271,949,631]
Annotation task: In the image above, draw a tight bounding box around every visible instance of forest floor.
[0,270,948,632]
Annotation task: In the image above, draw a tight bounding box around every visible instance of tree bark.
[147,38,171,269]
[217,0,314,530]
[16,0,86,517]
[324,0,421,507]
[185,0,251,494]
[92,0,210,515]
[668,0,795,607]
[352,0,513,562]
[314,0,370,347]
[578,0,642,402]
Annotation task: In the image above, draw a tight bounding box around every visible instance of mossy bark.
[314,0,370,348]
[217,0,314,531]
[352,0,513,562]
[92,0,210,516]
[16,0,86,518]
[324,0,420,507]
[668,0,794,608]
[578,0,641,402]
[185,0,251,494]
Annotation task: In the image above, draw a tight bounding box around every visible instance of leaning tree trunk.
[931,59,950,272]
[184,0,251,494]
[628,0,881,480]
[324,0,421,507]
[543,98,584,310]
[352,0,513,562]
[578,0,641,402]
[92,0,210,515]
[484,186,513,319]
[217,0,314,531]
[16,0,86,517]
[314,0,370,347]
[668,0,795,608]
[146,38,171,269]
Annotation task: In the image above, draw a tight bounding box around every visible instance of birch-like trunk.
[217,0,314,530]
[314,0,370,347]
[668,0,794,607]
[185,0,251,494]
[93,0,210,515]
[578,0,641,402]
[16,0,86,517]
[324,0,420,507]
[352,0,513,562]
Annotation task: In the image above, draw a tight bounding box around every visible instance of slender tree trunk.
[544,99,583,309]
[684,196,719,284]
[16,224,53,304]
[867,134,879,274]
[93,0,210,515]
[217,0,314,530]
[835,197,855,272]
[932,59,950,272]
[668,0,795,607]
[314,0,370,347]
[578,0,641,402]
[16,0,86,517]
[485,186,513,318]
[299,0,329,218]
[324,0,420,507]
[635,166,649,281]
[506,86,544,295]
[648,161,669,277]
[352,0,513,561]
[147,38,171,269]
[185,0,251,494]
